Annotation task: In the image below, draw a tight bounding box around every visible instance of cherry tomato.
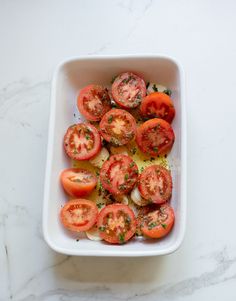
[60,168,97,197]
[97,204,136,244]
[111,72,146,109]
[64,123,101,160]
[140,92,175,123]
[100,154,139,195]
[60,199,98,232]
[77,84,111,121]
[136,118,175,156]
[100,109,137,146]
[138,165,172,204]
[140,204,175,238]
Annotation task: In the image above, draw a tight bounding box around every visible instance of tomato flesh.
[97,204,136,244]
[60,168,97,197]
[77,84,111,121]
[64,123,101,160]
[140,204,175,238]
[100,154,139,195]
[100,109,136,146]
[60,199,98,232]
[136,118,175,156]
[112,72,146,109]
[140,92,175,123]
[138,165,172,204]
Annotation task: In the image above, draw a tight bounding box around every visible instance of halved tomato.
[111,72,146,109]
[100,154,139,195]
[138,165,172,203]
[140,204,175,238]
[60,168,97,197]
[136,118,175,156]
[97,204,136,244]
[100,109,136,146]
[63,123,101,160]
[140,92,175,123]
[60,199,98,232]
[77,85,111,121]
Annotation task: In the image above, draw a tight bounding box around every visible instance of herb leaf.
[161,223,167,229]
[146,82,150,89]
[99,226,105,232]
[163,89,172,96]
[153,84,158,92]
[118,233,125,244]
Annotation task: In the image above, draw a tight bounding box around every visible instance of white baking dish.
[43,55,186,257]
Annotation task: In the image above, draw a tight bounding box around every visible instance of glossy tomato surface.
[97,204,136,244]
[111,72,146,109]
[64,123,101,160]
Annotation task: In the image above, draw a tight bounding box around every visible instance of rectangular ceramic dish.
[43,54,186,256]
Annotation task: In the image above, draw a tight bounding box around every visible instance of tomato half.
[111,72,146,109]
[100,154,139,195]
[97,204,136,244]
[64,123,101,160]
[140,204,175,238]
[99,109,136,146]
[60,168,97,197]
[140,92,175,123]
[136,118,175,156]
[60,199,98,232]
[77,85,111,121]
[138,165,172,204]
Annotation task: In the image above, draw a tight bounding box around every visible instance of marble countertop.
[1,0,236,300]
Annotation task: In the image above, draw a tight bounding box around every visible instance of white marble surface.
[0,0,236,300]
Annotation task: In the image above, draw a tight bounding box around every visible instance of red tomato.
[97,204,136,244]
[111,72,146,109]
[64,123,101,160]
[60,199,98,232]
[99,109,137,146]
[140,204,175,238]
[136,118,175,156]
[138,165,172,204]
[77,85,111,121]
[100,154,139,195]
[140,92,175,123]
[60,168,97,197]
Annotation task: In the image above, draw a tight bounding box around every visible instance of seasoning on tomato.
[60,168,97,197]
[138,165,172,204]
[60,199,98,232]
[77,84,111,121]
[140,92,175,123]
[111,72,146,109]
[100,154,139,195]
[140,204,175,238]
[136,118,175,156]
[63,123,101,160]
[97,204,136,244]
[99,109,137,146]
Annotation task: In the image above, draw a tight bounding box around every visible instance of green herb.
[119,184,126,191]
[125,216,131,224]
[118,233,125,244]
[73,149,78,154]
[111,75,118,84]
[106,179,111,184]
[85,134,90,140]
[130,147,137,155]
[148,222,157,230]
[108,115,113,124]
[99,226,105,232]
[163,89,172,96]
[129,162,135,168]
[161,223,167,229]
[153,84,158,92]
[140,167,144,172]
[124,174,129,181]
[153,146,158,152]
[95,170,100,176]
[150,157,155,162]
[146,82,150,89]
[97,203,103,209]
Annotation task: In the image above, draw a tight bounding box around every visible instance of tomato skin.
[60,199,98,232]
[140,92,175,123]
[100,154,139,196]
[60,168,97,197]
[97,204,136,244]
[99,109,137,146]
[138,165,172,204]
[136,118,175,156]
[77,85,111,121]
[63,123,101,161]
[140,204,175,238]
[111,72,146,109]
